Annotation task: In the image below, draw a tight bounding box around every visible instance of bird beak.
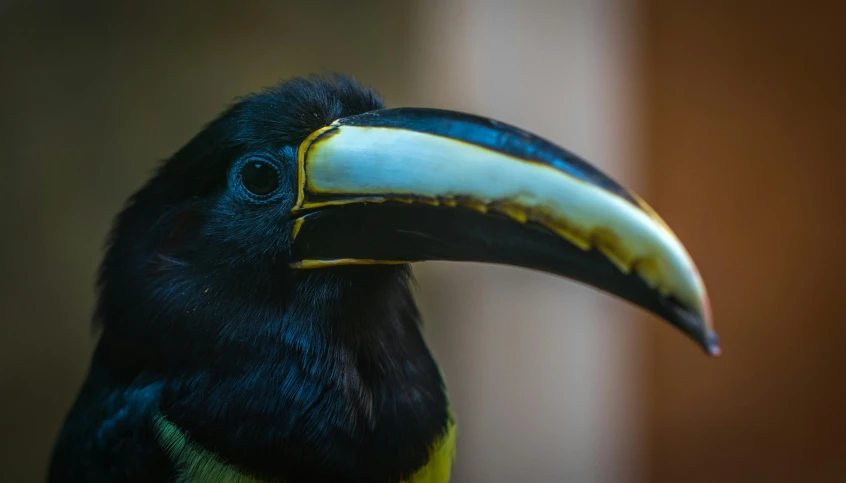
[289,108,719,356]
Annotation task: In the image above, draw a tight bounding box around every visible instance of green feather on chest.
[154,415,457,483]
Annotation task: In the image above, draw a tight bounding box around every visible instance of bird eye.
[239,158,280,198]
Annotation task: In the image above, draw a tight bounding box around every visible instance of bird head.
[96,75,718,373]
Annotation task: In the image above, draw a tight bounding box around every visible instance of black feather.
[50,75,449,483]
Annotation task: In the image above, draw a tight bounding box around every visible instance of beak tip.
[705,331,721,357]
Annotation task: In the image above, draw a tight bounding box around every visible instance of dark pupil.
[241,161,279,196]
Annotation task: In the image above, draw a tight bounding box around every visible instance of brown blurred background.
[1,1,844,482]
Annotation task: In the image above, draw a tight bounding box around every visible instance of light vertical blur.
[408,1,644,482]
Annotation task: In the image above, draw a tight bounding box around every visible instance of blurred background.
[1,0,844,482]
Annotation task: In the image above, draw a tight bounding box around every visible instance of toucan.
[48,75,718,483]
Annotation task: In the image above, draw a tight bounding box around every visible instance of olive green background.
[0,2,417,481]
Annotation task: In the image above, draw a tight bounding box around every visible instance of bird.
[48,74,718,483]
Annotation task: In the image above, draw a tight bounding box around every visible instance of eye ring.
[232,155,284,202]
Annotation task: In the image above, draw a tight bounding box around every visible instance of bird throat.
[155,266,453,482]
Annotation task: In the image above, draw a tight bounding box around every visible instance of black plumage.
[50,70,718,483]
[50,75,450,483]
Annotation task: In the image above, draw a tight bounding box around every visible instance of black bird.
[48,75,718,483]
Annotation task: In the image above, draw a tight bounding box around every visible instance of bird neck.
[102,265,451,482]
